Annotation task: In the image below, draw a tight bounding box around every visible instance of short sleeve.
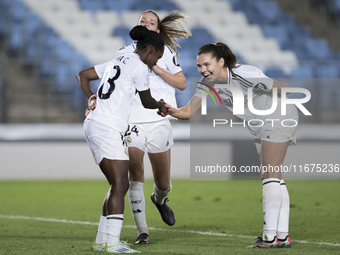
[94,61,110,79]
[252,70,274,92]
[243,66,274,92]
[134,64,150,92]
[164,46,182,75]
[194,81,209,98]
[116,42,135,57]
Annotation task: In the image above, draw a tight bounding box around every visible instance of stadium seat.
[254,0,281,25]
[78,0,105,14]
[264,68,287,78]
[112,27,132,45]
[182,66,199,79]
[95,11,120,26]
[261,24,289,47]
[290,65,315,78]
[317,66,339,78]
[305,38,332,60]
[104,0,135,13]
[177,49,197,60]
[7,23,24,54]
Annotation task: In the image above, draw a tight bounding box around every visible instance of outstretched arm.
[138,89,167,116]
[166,95,202,120]
[273,80,290,92]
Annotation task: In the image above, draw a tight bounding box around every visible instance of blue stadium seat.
[227,0,340,65]
[175,82,191,107]
[261,24,288,47]
[182,66,199,79]
[264,68,287,78]
[54,39,77,61]
[8,0,28,22]
[178,49,197,60]
[78,0,105,14]
[305,38,332,60]
[104,0,135,13]
[317,66,339,78]
[254,0,281,25]
[7,23,24,54]
[112,26,132,45]
[290,65,315,78]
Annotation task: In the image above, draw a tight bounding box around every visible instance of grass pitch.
[0,179,339,254]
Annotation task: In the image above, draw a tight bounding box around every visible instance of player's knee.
[129,162,144,182]
[155,180,172,192]
[111,177,129,195]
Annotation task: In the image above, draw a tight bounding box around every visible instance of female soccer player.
[113,10,191,244]
[165,43,296,248]
[77,25,167,253]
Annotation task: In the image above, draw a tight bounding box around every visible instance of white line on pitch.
[0,215,339,247]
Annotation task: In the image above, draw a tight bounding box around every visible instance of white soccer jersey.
[88,52,150,133]
[116,42,182,123]
[195,65,298,138]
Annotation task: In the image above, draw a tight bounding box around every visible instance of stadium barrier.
[0,123,339,180]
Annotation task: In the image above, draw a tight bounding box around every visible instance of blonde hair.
[140,10,192,56]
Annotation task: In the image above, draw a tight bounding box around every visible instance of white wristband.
[88,95,97,107]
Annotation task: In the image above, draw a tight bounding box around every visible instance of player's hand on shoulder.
[151,64,163,75]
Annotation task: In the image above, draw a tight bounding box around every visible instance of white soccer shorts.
[83,119,129,164]
[254,119,298,154]
[125,119,173,153]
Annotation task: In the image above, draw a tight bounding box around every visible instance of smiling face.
[197,52,226,82]
[138,11,160,33]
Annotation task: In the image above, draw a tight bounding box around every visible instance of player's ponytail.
[130,25,164,52]
[139,10,192,56]
[198,42,240,74]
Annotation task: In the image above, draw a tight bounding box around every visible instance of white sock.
[277,180,290,240]
[262,178,281,241]
[95,215,107,244]
[128,181,148,235]
[153,181,172,205]
[106,214,123,246]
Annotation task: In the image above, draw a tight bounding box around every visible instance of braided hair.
[129,25,164,53]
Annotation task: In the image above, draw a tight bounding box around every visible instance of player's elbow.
[182,115,191,120]
[177,77,187,91]
[76,70,86,84]
[76,72,81,83]
[178,82,186,91]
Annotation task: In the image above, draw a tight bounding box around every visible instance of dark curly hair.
[130,25,164,53]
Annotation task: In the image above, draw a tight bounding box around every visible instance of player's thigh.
[84,119,129,165]
[260,141,289,179]
[145,119,174,154]
[128,146,145,182]
[100,158,129,188]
